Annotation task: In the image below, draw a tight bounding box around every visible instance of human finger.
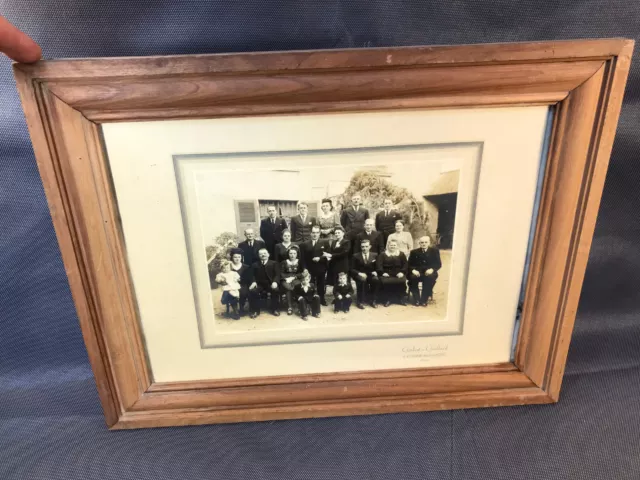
[0,16,41,63]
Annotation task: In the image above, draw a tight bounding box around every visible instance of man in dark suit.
[290,202,317,243]
[248,248,281,317]
[300,225,329,306]
[351,238,380,308]
[259,205,288,257]
[238,228,266,267]
[354,218,384,255]
[375,198,403,245]
[408,236,442,306]
[340,194,369,248]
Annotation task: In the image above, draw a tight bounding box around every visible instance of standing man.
[238,228,266,267]
[340,194,369,248]
[375,198,403,245]
[260,205,288,257]
[300,225,329,306]
[408,236,442,306]
[290,202,317,243]
[351,239,380,309]
[354,218,384,255]
[248,248,281,318]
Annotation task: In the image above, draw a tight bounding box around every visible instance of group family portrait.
[199,156,460,332]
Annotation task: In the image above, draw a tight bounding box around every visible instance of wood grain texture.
[515,41,633,398]
[44,60,602,121]
[114,387,554,429]
[148,362,517,391]
[12,39,633,428]
[40,89,152,411]
[514,68,606,388]
[14,38,630,79]
[132,370,535,412]
[13,71,121,425]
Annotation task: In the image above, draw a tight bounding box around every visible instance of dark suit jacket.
[333,282,354,297]
[250,260,280,286]
[340,206,369,234]
[300,239,329,274]
[260,217,288,252]
[351,252,379,277]
[238,239,266,267]
[375,209,403,234]
[293,283,319,302]
[290,215,317,243]
[328,238,351,276]
[354,230,384,255]
[408,247,442,273]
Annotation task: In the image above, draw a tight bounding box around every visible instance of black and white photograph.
[196,151,461,335]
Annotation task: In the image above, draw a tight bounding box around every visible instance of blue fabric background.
[1,2,639,479]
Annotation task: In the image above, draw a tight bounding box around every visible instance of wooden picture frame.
[13,39,633,429]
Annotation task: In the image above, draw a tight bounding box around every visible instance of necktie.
[365,254,368,263]
[249,241,253,247]
[312,241,316,247]
[385,210,389,216]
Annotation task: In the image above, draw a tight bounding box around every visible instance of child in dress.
[215,260,241,319]
[332,271,354,313]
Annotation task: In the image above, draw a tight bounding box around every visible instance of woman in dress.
[280,246,304,315]
[274,228,294,263]
[377,238,408,306]
[229,248,250,316]
[385,219,413,257]
[317,198,341,240]
[326,226,351,287]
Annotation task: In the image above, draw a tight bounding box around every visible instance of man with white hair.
[238,228,266,267]
[248,248,281,318]
[407,236,442,306]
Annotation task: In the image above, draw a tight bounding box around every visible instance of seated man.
[408,236,442,306]
[332,271,354,313]
[350,238,380,308]
[293,269,321,320]
[248,248,281,318]
[354,218,384,255]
